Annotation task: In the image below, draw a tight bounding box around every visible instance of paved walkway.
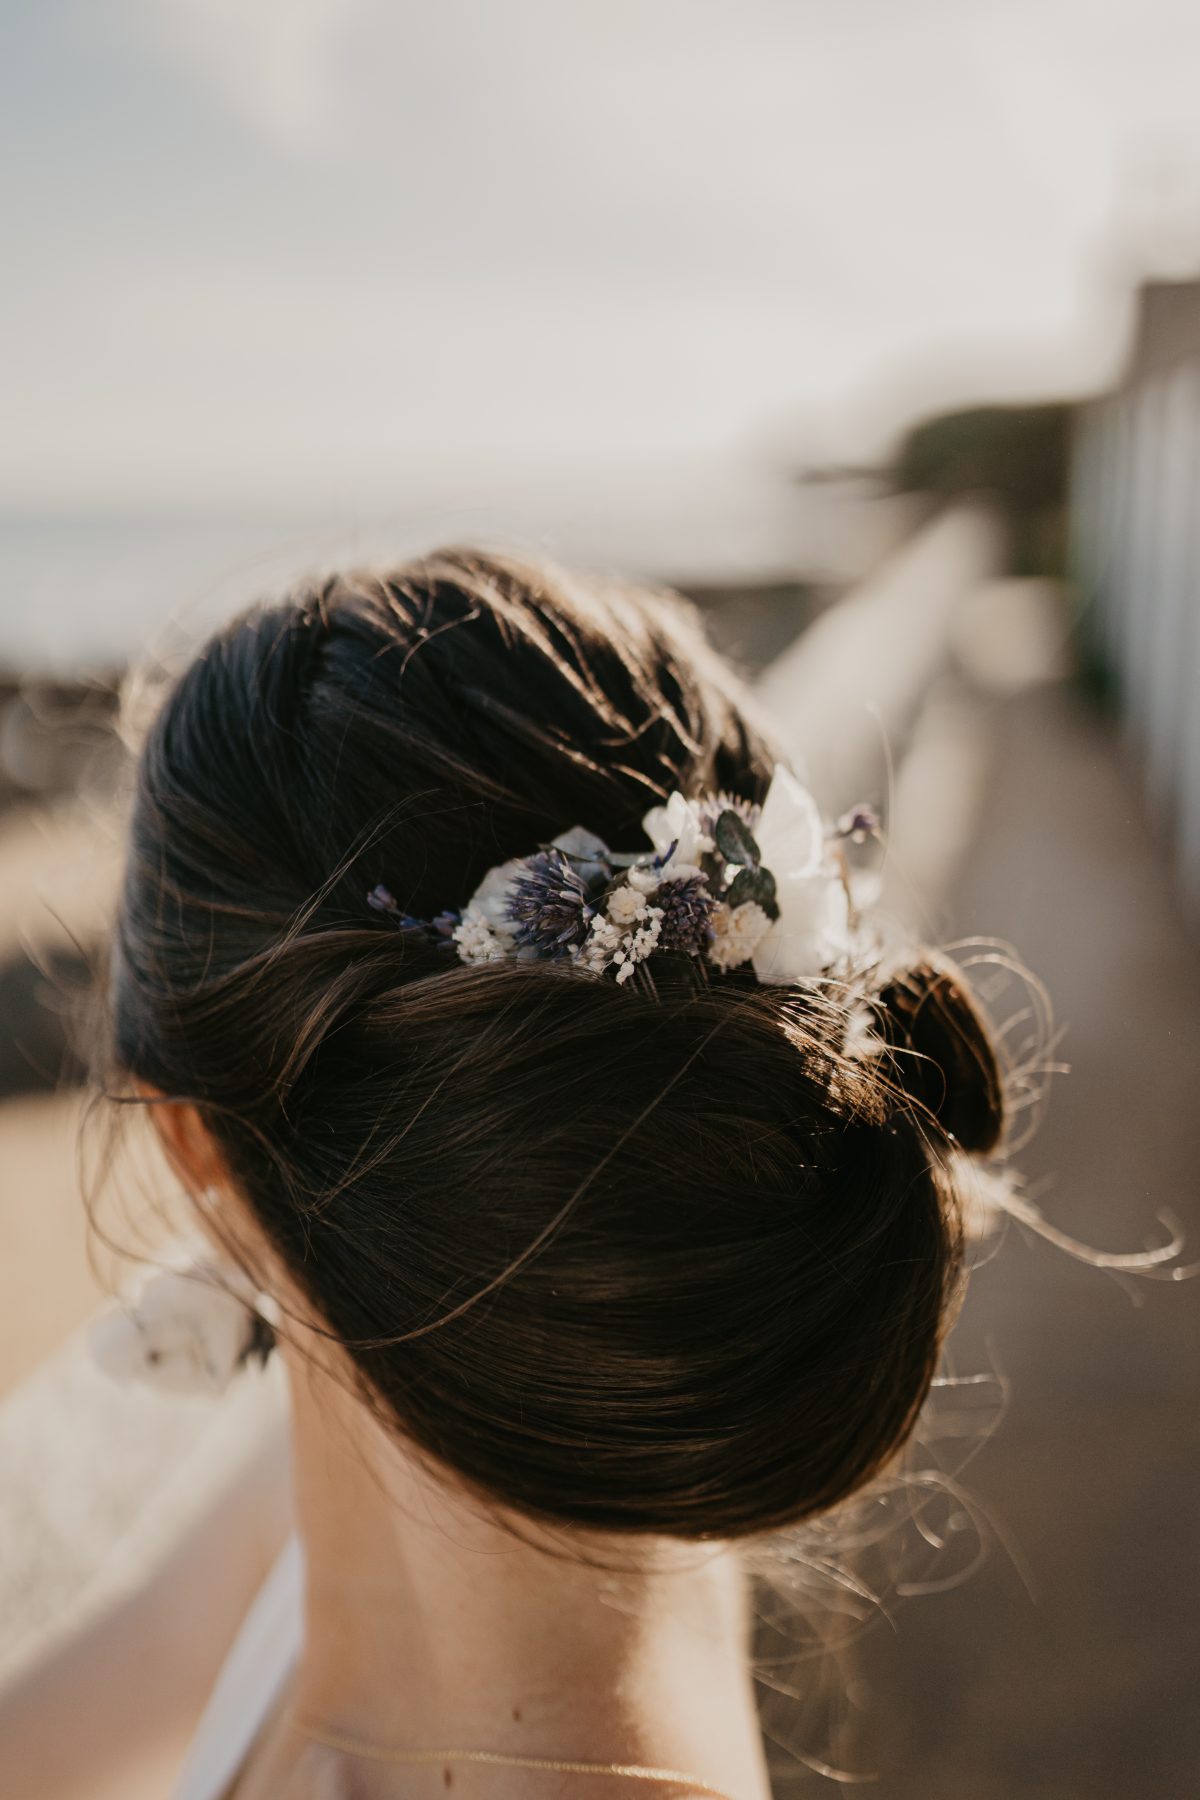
[852,683,1200,1799]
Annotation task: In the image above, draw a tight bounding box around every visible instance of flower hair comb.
[369,766,879,987]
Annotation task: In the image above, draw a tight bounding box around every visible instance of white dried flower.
[626,863,663,896]
[751,872,851,982]
[576,895,664,982]
[89,1254,270,1397]
[452,855,525,963]
[747,767,855,982]
[707,899,772,970]
[641,791,714,869]
[464,856,525,928]
[611,907,664,984]
[606,882,645,925]
[752,765,824,876]
[576,912,625,973]
[452,913,509,963]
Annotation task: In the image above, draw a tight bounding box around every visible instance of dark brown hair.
[110,549,1004,1538]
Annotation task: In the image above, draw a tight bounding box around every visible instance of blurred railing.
[1071,377,1200,910]
[756,501,1007,925]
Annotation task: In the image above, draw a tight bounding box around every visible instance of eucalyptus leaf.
[552,825,611,862]
[714,809,761,867]
[726,865,779,919]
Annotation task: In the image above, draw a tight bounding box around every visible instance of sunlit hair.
[107,548,1008,1539]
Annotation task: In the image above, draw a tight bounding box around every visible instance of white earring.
[89,1233,277,1398]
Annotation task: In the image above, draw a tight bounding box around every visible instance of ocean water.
[0,467,856,673]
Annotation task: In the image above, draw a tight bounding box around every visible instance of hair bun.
[115,550,996,1540]
[870,957,1005,1155]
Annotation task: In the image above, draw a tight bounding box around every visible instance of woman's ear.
[135,1084,286,1295]
[136,1082,227,1195]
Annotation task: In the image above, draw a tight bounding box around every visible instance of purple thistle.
[655,873,716,956]
[506,848,595,957]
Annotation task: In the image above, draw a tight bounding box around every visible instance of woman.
[97,548,1008,1798]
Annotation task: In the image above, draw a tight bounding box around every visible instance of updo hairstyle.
[111,550,1005,1538]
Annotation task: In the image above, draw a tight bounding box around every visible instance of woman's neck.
[282,1351,772,1798]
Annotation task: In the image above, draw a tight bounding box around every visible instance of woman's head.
[111,548,1005,1539]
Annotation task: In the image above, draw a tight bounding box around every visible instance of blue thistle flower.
[506,848,595,956]
[655,874,716,956]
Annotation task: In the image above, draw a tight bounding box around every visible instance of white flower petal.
[640,802,674,858]
[463,856,525,932]
[755,765,824,878]
[626,863,662,895]
[89,1266,256,1396]
[641,791,713,868]
[751,871,852,983]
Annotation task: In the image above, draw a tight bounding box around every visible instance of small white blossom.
[606,882,645,924]
[575,893,664,981]
[453,912,510,963]
[452,855,525,963]
[641,791,714,870]
[707,899,772,970]
[576,912,626,973]
[611,908,663,983]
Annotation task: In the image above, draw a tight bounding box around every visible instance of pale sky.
[4,0,1200,514]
